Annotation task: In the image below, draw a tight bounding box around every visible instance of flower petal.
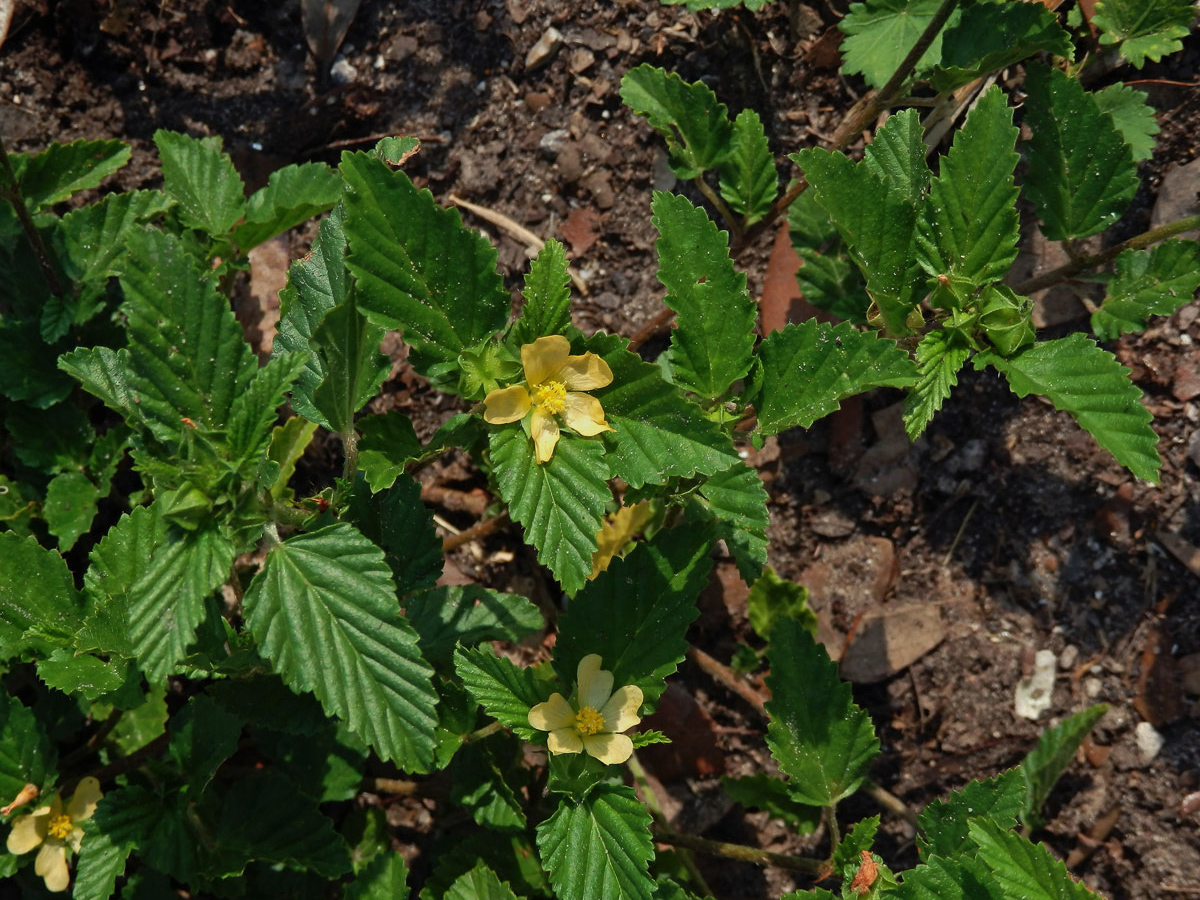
[547,727,584,755]
[576,654,614,711]
[600,685,644,733]
[582,732,634,766]
[530,409,560,464]
[6,809,49,855]
[522,335,570,387]
[35,842,70,893]
[529,693,575,732]
[559,352,613,391]
[67,777,101,824]
[562,392,612,436]
[483,385,532,424]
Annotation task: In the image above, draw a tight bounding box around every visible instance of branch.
[652,826,830,876]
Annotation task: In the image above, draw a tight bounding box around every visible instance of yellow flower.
[483,335,613,464]
[6,777,102,893]
[528,654,643,765]
[589,502,654,580]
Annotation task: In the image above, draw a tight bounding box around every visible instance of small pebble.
[330,57,358,84]
[526,26,563,71]
[1059,644,1079,670]
[1135,721,1164,763]
[1084,676,1103,698]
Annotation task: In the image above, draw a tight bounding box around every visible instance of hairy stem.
[652,826,828,876]
[0,134,66,298]
[694,174,743,245]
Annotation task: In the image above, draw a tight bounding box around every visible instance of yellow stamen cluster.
[46,815,73,842]
[574,706,605,736]
[534,380,567,415]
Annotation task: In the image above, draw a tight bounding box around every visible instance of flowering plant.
[5,778,102,893]
[528,654,644,765]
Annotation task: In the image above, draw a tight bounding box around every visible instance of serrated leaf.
[257,718,366,803]
[1093,0,1193,68]
[764,619,879,806]
[968,820,1102,900]
[18,138,131,212]
[929,0,1072,92]
[1091,239,1200,340]
[232,161,343,249]
[346,473,443,597]
[341,152,509,378]
[863,109,929,205]
[0,320,75,408]
[751,320,917,438]
[537,784,655,900]
[154,129,246,236]
[788,190,871,323]
[445,862,522,900]
[58,191,174,288]
[791,147,923,334]
[890,855,1004,900]
[36,649,128,700]
[346,852,410,900]
[355,410,424,491]
[833,815,879,874]
[746,566,816,641]
[903,328,971,439]
[718,108,776,225]
[454,645,550,741]
[652,191,757,401]
[720,773,823,833]
[4,401,92,473]
[73,786,162,900]
[619,64,734,179]
[1022,64,1139,241]
[1094,83,1160,162]
[975,333,1160,482]
[226,351,308,469]
[0,692,54,802]
[406,585,543,667]
[1019,704,1108,829]
[586,333,740,489]
[515,238,573,343]
[489,424,611,595]
[0,532,83,660]
[555,523,713,708]
[118,227,258,442]
[309,291,389,435]
[916,86,1020,286]
[917,768,1025,858]
[450,738,527,832]
[839,0,958,91]
[86,506,235,679]
[167,694,241,793]
[57,346,141,425]
[243,522,439,769]
[42,471,101,551]
[693,461,769,583]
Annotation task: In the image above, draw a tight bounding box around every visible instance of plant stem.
[825,805,841,861]
[694,174,743,245]
[1013,214,1200,295]
[652,826,828,876]
[340,428,359,483]
[442,511,510,552]
[462,720,504,743]
[0,133,66,299]
[628,752,715,896]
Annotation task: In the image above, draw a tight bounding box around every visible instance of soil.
[4,1,1200,898]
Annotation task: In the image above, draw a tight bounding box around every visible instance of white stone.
[1135,721,1164,763]
[1014,649,1057,720]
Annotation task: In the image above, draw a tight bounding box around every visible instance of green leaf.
[790,146,923,334]
[515,238,573,343]
[309,291,390,435]
[117,227,258,442]
[18,138,131,212]
[36,650,129,700]
[652,191,757,401]
[154,129,246,236]
[86,506,235,679]
[556,523,713,708]
[167,694,241,793]
[619,64,734,179]
[0,532,83,660]
[750,320,917,438]
[720,773,823,833]
[788,191,871,323]
[691,461,770,583]
[537,784,655,900]
[917,768,1025,858]
[346,473,443,597]
[764,619,879,806]
[226,351,308,469]
[346,852,410,900]
[57,346,140,425]
[929,0,1072,92]
[5,401,93,474]
[454,645,550,741]
[1022,64,1139,241]
[406,585,543,667]
[445,863,522,900]
[74,786,162,900]
[267,416,319,500]
[232,162,343,249]
[243,522,439,769]
[863,109,929,205]
[1019,705,1108,829]
[833,815,879,874]
[1091,239,1200,340]
[0,692,54,801]
[975,333,1160,482]
[1093,83,1160,162]
[903,328,971,439]
[42,471,101,551]
[450,738,527,832]
[489,424,611,595]
[890,856,1004,900]
[916,86,1020,286]
[355,411,424,492]
[1092,0,1193,68]
[58,191,175,288]
[839,0,958,91]
[341,152,509,379]
[746,566,816,641]
[718,108,777,225]
[968,820,1102,900]
[587,333,740,489]
[0,320,75,408]
[257,718,366,803]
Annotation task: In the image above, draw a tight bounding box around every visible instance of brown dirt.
[4,1,1200,898]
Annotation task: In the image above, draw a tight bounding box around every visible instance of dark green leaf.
[718,108,777,225]
[787,190,871,323]
[863,108,929,205]
[890,856,1004,900]
[232,162,343,249]
[1092,0,1193,68]
[0,692,54,802]
[454,645,551,741]
[36,650,129,700]
[345,852,410,900]
[346,473,443,597]
[839,0,958,91]
[0,320,75,407]
[42,471,101,551]
[968,819,1103,899]
[1091,239,1200,340]
[721,773,822,833]
[406,585,543,667]
[445,862,523,900]
[833,815,878,874]
[903,328,971,439]
[58,191,174,288]
[267,416,319,501]
[1019,705,1108,828]
[74,786,163,900]
[917,768,1025,857]
[167,694,241,794]
[450,738,527,832]
[4,401,92,473]
[154,129,246,236]
[1094,83,1160,161]
[57,346,140,425]
[355,411,424,492]
[930,0,1072,92]
[0,532,83,660]
[692,461,769,583]
[619,64,734,179]
[309,292,389,435]
[227,352,308,473]
[18,139,131,212]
